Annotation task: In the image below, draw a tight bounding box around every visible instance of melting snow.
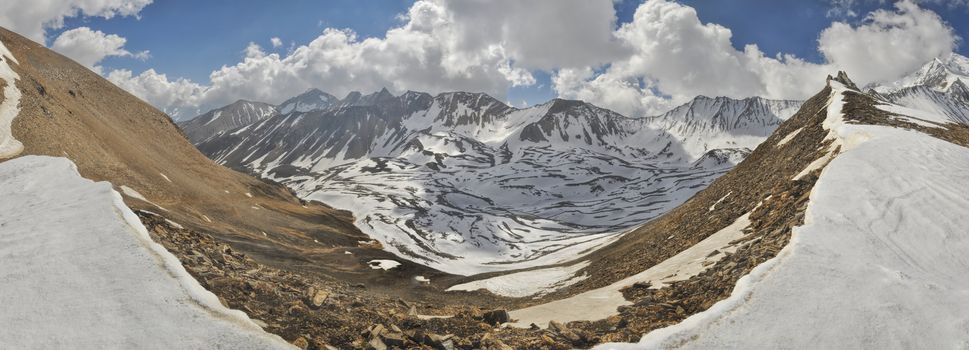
[447,261,591,298]
[0,37,24,159]
[0,156,292,349]
[776,127,802,146]
[120,185,167,211]
[708,191,732,211]
[368,259,401,270]
[510,212,752,328]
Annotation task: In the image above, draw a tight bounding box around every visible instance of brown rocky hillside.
[0,27,442,285]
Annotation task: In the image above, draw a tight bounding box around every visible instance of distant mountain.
[868,54,969,94]
[645,96,802,157]
[278,88,339,114]
[186,85,800,274]
[178,100,277,144]
[867,53,969,125]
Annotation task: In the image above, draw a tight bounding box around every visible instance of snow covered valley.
[190,91,798,275]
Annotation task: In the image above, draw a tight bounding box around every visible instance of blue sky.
[56,1,414,84]
[20,0,969,119]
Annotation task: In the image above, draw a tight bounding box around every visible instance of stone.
[482,309,510,325]
[311,289,329,307]
[367,337,387,350]
[292,337,309,350]
[419,333,455,350]
[479,333,513,350]
[379,332,408,348]
[368,324,386,337]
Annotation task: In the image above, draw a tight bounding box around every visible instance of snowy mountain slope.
[0,156,293,349]
[878,83,969,125]
[178,99,278,144]
[278,88,339,114]
[868,53,969,94]
[867,54,969,125]
[189,88,802,275]
[644,96,802,157]
[605,79,969,349]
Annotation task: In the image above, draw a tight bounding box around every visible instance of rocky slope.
[0,27,442,297]
[186,87,800,275]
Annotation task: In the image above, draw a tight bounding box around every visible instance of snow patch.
[510,212,752,328]
[447,261,591,298]
[368,259,401,270]
[0,37,24,159]
[776,127,802,146]
[708,191,732,211]
[0,156,293,349]
[120,185,167,211]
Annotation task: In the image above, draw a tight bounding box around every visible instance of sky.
[1,0,967,120]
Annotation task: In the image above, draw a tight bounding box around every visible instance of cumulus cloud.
[554,0,958,117]
[270,37,283,48]
[554,0,831,117]
[108,0,959,121]
[51,27,148,74]
[106,0,622,120]
[107,69,206,117]
[819,0,957,85]
[0,0,152,42]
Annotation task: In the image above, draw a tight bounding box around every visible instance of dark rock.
[482,309,509,325]
[378,331,407,348]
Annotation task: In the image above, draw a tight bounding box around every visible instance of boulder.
[482,309,510,325]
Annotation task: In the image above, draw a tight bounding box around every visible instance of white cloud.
[554,0,958,117]
[108,0,959,121]
[270,37,283,48]
[818,0,957,85]
[107,69,206,118]
[0,0,152,42]
[51,27,148,74]
[108,0,623,120]
[553,0,832,117]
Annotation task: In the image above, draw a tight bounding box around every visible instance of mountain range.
[180,85,801,274]
[180,54,969,275]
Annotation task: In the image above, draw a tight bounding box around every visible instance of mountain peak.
[867,54,969,94]
[829,71,859,90]
[278,88,339,114]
